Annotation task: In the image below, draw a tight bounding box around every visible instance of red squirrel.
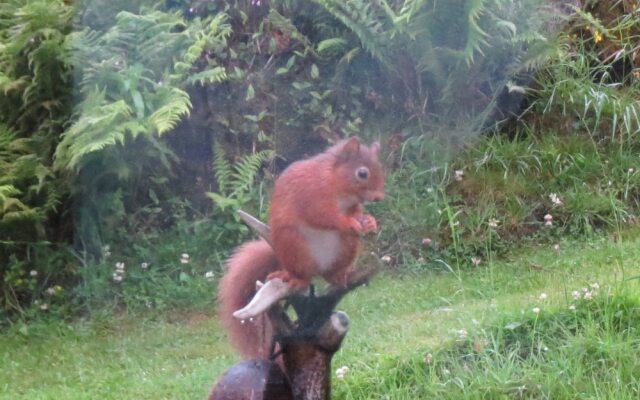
[218,137,384,359]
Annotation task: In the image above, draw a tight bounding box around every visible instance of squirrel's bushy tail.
[218,239,280,359]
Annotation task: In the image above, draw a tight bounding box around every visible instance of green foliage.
[311,0,560,134]
[530,1,640,141]
[56,8,234,258]
[75,219,227,315]
[2,0,639,320]
[206,144,273,242]
[0,0,74,316]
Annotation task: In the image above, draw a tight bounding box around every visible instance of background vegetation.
[2,0,640,398]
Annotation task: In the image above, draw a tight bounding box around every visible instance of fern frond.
[230,150,274,195]
[316,37,349,57]
[174,13,231,77]
[187,67,228,86]
[148,87,191,134]
[314,0,394,68]
[213,144,233,195]
[55,98,133,171]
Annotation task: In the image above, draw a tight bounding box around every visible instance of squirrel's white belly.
[298,225,341,273]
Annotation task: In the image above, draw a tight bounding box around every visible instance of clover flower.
[335,366,349,379]
[113,262,125,283]
[549,193,563,206]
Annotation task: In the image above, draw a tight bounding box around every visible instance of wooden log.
[209,359,292,400]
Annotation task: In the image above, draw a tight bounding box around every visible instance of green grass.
[3,230,640,399]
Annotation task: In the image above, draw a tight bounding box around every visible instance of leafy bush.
[0,0,75,317]
[4,0,640,319]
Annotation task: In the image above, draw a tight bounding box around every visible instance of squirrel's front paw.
[358,214,378,234]
[344,217,363,235]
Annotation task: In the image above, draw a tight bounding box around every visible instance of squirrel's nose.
[369,191,384,202]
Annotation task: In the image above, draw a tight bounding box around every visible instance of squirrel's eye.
[355,166,370,180]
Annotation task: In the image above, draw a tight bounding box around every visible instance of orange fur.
[218,138,384,359]
[217,240,279,359]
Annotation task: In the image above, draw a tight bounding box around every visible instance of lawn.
[2,230,640,399]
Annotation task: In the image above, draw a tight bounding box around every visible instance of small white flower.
[532,307,541,314]
[544,214,553,226]
[590,282,600,290]
[583,291,593,300]
[553,244,560,252]
[424,353,433,364]
[454,169,464,182]
[542,346,549,352]
[205,271,215,282]
[180,253,190,264]
[572,291,581,300]
[457,329,468,339]
[141,262,149,270]
[113,274,123,283]
[46,287,56,295]
[181,253,189,259]
[488,218,499,228]
[471,257,481,267]
[40,303,49,311]
[549,193,563,206]
[569,305,576,311]
[422,237,432,246]
[539,293,548,301]
[629,168,635,173]
[115,262,125,271]
[335,366,349,379]
[381,255,392,263]
[472,318,480,325]
[30,270,38,277]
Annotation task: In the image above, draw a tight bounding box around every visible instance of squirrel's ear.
[371,141,381,156]
[341,137,361,159]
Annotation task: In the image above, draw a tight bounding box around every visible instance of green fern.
[207,145,273,212]
[314,0,394,68]
[148,87,192,134]
[212,144,234,196]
